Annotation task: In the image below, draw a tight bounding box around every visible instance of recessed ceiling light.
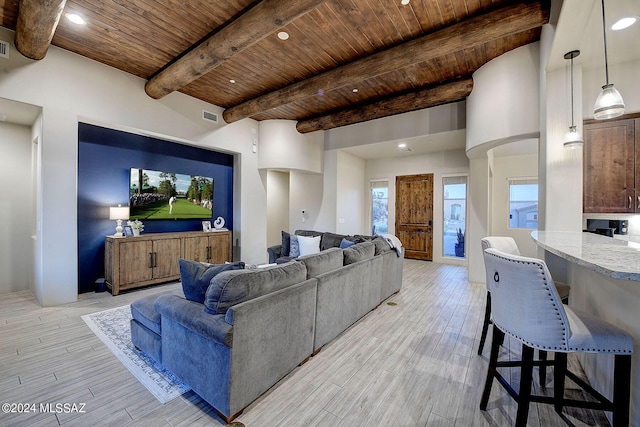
[277,31,289,40]
[66,13,86,25]
[401,0,410,5]
[229,79,236,84]
[352,88,358,93]
[611,16,638,31]
[398,143,407,148]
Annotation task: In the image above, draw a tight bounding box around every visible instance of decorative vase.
[133,229,140,236]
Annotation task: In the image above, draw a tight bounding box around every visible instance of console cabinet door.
[152,238,181,279]
[183,236,210,263]
[208,233,232,264]
[583,119,636,213]
[119,240,153,285]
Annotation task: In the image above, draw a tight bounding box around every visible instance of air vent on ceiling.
[202,110,218,123]
[0,40,9,59]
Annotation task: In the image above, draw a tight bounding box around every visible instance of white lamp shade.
[563,126,583,149]
[109,205,130,220]
[593,83,625,119]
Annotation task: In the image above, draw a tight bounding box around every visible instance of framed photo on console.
[123,226,134,237]
[202,221,212,232]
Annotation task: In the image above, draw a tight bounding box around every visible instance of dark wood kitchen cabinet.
[583,117,639,213]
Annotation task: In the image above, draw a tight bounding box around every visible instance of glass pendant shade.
[593,83,625,119]
[563,126,583,148]
[593,0,625,120]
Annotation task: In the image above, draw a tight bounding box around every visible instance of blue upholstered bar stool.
[479,248,633,426]
[478,237,570,385]
[478,236,571,355]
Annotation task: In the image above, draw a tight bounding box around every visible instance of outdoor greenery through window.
[509,178,538,229]
[443,176,467,257]
[370,180,388,235]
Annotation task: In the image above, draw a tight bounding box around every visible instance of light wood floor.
[0,260,611,426]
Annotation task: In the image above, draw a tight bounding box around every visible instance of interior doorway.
[395,173,433,260]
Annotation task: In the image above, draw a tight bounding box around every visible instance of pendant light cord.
[601,0,610,85]
[570,55,575,127]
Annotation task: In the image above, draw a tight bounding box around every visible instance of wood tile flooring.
[0,260,611,426]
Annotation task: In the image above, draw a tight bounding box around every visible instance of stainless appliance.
[586,219,628,235]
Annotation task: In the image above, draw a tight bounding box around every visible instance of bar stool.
[479,248,633,426]
[478,237,570,385]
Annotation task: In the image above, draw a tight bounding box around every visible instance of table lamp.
[109,204,129,237]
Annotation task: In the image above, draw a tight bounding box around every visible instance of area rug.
[82,305,190,403]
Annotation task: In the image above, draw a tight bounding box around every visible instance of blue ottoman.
[130,295,162,364]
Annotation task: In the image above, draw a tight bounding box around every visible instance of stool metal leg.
[613,354,631,427]
[478,292,491,355]
[480,325,503,410]
[515,345,534,427]
[553,352,567,414]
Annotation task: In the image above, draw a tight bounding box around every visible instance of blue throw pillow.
[289,235,300,258]
[281,230,291,256]
[340,238,356,249]
[178,259,245,303]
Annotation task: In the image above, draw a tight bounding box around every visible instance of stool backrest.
[483,248,571,351]
[480,236,520,255]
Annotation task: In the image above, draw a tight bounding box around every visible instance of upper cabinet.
[583,118,639,213]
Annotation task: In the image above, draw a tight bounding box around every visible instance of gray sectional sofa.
[130,233,403,422]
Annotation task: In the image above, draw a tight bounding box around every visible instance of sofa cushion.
[298,235,321,256]
[281,230,291,257]
[299,247,343,279]
[372,236,392,255]
[343,241,375,265]
[179,259,246,303]
[130,294,162,335]
[320,232,346,250]
[204,261,307,315]
[340,238,356,249]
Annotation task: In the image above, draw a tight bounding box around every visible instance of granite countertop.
[531,231,640,281]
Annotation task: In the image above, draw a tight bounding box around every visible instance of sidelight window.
[370,180,389,235]
[443,176,467,257]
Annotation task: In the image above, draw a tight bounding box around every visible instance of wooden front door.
[395,174,433,260]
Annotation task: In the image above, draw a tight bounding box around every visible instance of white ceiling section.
[549,0,640,70]
[0,97,41,126]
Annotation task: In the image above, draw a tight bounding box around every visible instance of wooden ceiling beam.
[223,0,548,124]
[296,78,473,133]
[15,0,67,60]
[144,0,328,99]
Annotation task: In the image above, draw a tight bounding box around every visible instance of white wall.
[0,27,267,305]
[0,122,34,293]
[490,153,539,257]
[266,170,289,247]
[465,42,543,282]
[365,149,469,265]
[258,120,324,172]
[466,43,541,153]
[289,171,324,232]
[336,151,365,235]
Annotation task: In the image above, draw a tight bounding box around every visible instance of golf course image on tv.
[129,168,214,220]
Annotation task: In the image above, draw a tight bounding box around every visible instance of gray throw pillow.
[289,235,300,258]
[178,259,245,303]
[281,230,291,256]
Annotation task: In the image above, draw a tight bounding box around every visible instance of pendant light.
[593,0,625,119]
[564,50,583,148]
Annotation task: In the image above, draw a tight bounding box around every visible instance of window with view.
[509,178,538,229]
[370,180,388,235]
[443,176,467,257]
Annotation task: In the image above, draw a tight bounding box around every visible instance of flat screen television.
[129,168,214,220]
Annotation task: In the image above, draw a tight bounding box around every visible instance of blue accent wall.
[78,123,234,293]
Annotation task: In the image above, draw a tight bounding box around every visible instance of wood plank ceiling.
[1,0,549,133]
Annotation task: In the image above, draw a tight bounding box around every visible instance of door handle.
[629,196,632,209]
[637,196,639,210]
[148,252,154,269]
